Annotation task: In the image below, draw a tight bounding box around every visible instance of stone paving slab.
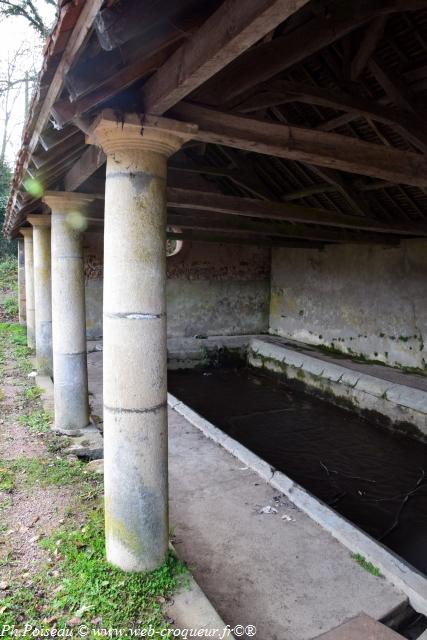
[312,613,404,639]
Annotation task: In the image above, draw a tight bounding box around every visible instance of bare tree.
[0,0,56,38]
[0,44,38,163]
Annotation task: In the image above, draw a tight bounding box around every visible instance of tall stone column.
[44,192,93,434]
[20,228,35,348]
[27,216,52,376]
[17,238,26,324]
[88,111,189,572]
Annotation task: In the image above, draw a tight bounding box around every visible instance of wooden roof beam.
[141,0,311,115]
[169,103,427,187]
[167,211,400,245]
[166,229,325,249]
[166,187,427,236]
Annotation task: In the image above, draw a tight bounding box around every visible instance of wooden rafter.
[196,0,427,105]
[142,0,311,115]
[232,80,427,153]
[64,146,106,192]
[350,16,388,81]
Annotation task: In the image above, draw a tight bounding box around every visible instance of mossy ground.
[0,321,185,637]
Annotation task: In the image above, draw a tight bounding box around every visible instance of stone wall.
[269,239,427,371]
[82,235,271,339]
[167,242,270,337]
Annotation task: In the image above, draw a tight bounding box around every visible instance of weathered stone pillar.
[88,111,190,571]
[19,228,35,348]
[44,192,92,434]
[17,238,26,324]
[27,216,52,376]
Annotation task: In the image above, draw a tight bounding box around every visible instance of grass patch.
[2,506,186,632]
[0,323,33,373]
[3,296,18,317]
[352,553,382,577]
[0,464,15,492]
[10,457,86,488]
[19,409,51,434]
[0,257,17,291]
[23,385,43,402]
[41,508,186,628]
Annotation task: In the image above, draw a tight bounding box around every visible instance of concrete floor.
[86,345,408,640]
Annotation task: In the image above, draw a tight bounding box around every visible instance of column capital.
[44,191,97,214]
[20,227,33,238]
[86,109,197,157]
[27,214,51,227]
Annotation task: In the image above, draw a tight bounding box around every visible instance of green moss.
[393,421,423,440]
[352,553,382,577]
[296,368,305,380]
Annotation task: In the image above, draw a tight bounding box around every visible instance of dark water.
[168,367,427,575]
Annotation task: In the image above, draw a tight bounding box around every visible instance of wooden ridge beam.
[196,0,427,105]
[166,187,427,236]
[142,0,310,115]
[169,103,427,187]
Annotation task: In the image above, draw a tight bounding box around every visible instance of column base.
[53,423,95,437]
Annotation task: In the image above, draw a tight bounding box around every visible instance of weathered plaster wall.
[83,233,103,340]
[81,237,271,339]
[270,239,427,371]
[167,242,270,337]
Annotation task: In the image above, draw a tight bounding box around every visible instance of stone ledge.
[248,338,427,440]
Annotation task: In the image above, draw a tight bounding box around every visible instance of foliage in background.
[0,256,17,290]
[0,160,14,257]
[0,0,56,37]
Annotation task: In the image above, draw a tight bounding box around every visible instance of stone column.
[17,238,26,324]
[44,192,93,434]
[19,228,35,348]
[88,111,190,572]
[27,215,52,376]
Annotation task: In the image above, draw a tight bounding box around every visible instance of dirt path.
[0,324,82,620]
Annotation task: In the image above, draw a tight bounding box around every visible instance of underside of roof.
[5,0,427,248]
